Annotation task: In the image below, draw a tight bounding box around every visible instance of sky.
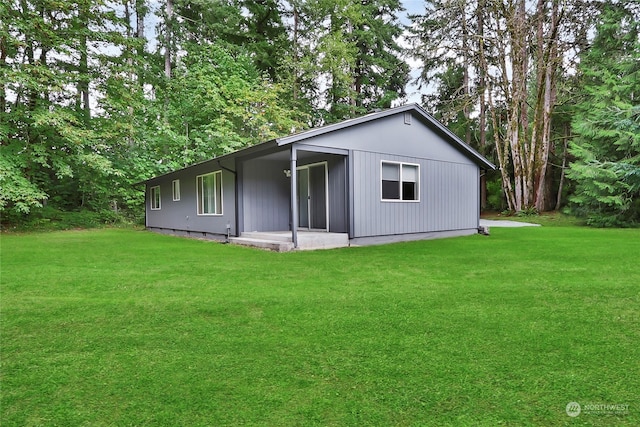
[399,0,427,103]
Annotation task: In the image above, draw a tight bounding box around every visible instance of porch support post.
[290,146,298,248]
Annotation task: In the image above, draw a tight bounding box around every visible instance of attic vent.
[404,112,412,125]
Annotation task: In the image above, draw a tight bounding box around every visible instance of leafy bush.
[516,207,539,217]
[1,206,141,232]
[485,177,505,211]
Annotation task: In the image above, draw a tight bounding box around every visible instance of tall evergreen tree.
[172,0,287,81]
[300,0,409,122]
[567,2,640,226]
[239,0,288,81]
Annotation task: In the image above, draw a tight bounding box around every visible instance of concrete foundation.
[230,231,349,252]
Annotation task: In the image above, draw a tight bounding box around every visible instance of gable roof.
[139,103,495,184]
[276,103,495,170]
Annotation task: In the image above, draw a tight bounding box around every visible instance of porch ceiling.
[256,147,339,162]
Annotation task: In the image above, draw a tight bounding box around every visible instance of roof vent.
[404,112,412,125]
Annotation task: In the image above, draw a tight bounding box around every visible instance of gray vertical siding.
[352,150,478,238]
[424,159,479,232]
[145,162,236,236]
[241,157,290,232]
[295,113,475,165]
[327,156,348,233]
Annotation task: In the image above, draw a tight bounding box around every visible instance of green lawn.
[1,227,638,426]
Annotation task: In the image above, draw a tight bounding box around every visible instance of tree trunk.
[506,0,528,211]
[136,0,146,85]
[477,1,487,210]
[165,0,173,80]
[483,5,516,210]
[489,1,521,211]
[292,3,299,102]
[78,3,90,122]
[514,0,530,210]
[460,0,471,145]
[554,123,569,210]
[487,84,516,211]
[534,0,562,212]
[0,32,6,114]
[136,0,145,40]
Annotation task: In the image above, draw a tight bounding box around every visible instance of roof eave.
[135,139,279,185]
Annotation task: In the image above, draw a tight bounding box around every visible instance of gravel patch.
[480,219,541,228]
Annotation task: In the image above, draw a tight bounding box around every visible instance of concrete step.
[229,237,294,252]
[231,231,349,251]
[240,232,293,243]
[296,233,349,250]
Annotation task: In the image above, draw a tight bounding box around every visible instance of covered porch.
[237,143,349,249]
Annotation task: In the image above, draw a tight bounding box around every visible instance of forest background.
[1,0,638,228]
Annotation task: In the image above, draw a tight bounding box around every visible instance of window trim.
[172,179,181,201]
[150,185,161,210]
[196,171,223,216]
[380,161,420,202]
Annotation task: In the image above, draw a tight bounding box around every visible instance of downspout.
[131,181,148,229]
[144,184,148,229]
[290,146,298,248]
[217,161,236,177]
[478,170,484,229]
[478,170,490,235]
[345,154,351,240]
[218,160,238,242]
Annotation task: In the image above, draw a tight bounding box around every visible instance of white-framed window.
[196,171,223,215]
[172,179,181,201]
[381,161,420,202]
[150,185,161,210]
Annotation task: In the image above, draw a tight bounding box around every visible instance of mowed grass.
[1,227,639,426]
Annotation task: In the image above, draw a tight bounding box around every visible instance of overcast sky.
[400,0,426,103]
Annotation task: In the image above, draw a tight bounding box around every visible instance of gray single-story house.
[141,103,495,250]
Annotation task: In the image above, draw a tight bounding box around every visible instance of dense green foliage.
[407,0,639,216]
[2,0,639,227]
[567,3,640,227]
[2,227,639,425]
[1,0,128,218]
[1,0,409,225]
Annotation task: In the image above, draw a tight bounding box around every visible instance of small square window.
[172,180,181,201]
[381,162,419,202]
[150,185,161,210]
